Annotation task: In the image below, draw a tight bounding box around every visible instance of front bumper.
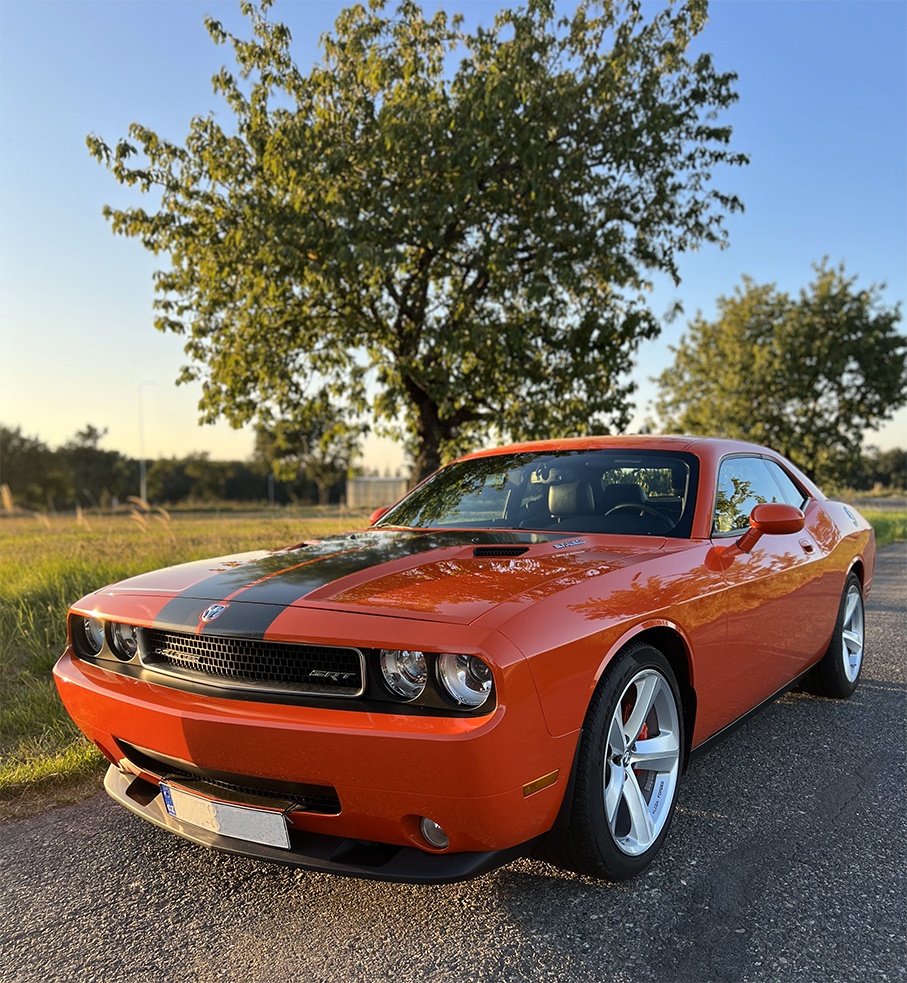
[54,648,575,872]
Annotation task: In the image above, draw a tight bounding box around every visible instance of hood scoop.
[472,546,530,558]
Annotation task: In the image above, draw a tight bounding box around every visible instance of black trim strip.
[688,666,815,762]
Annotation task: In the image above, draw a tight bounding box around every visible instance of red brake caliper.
[622,701,649,779]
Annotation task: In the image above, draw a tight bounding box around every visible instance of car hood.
[89,528,666,628]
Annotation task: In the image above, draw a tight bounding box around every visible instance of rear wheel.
[541,642,683,880]
[805,572,865,699]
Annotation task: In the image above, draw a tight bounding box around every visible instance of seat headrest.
[549,480,595,518]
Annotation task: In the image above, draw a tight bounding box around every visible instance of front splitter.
[103,765,539,884]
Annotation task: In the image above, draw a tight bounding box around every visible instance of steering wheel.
[604,503,674,531]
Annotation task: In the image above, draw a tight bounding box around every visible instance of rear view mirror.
[369,506,391,525]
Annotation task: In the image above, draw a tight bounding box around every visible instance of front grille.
[141,629,364,697]
[189,775,340,814]
[118,741,341,814]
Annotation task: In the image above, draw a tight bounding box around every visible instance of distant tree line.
[0,423,354,511]
[0,419,903,515]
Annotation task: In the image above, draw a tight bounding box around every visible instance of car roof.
[460,434,776,462]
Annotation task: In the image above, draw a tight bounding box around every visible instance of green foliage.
[841,446,906,492]
[58,424,138,509]
[0,426,70,510]
[655,263,907,486]
[1,423,139,511]
[0,423,302,508]
[88,0,747,481]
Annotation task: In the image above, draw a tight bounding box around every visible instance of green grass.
[860,509,906,548]
[0,508,370,810]
[1,503,903,812]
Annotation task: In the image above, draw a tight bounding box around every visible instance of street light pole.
[138,381,156,502]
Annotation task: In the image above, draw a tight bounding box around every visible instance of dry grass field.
[0,507,371,817]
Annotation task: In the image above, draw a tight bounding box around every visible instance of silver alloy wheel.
[603,668,681,856]
[841,582,865,682]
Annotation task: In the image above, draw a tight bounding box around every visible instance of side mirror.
[736,503,805,553]
[369,506,391,526]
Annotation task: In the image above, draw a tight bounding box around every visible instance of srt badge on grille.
[308,669,358,683]
[200,603,229,623]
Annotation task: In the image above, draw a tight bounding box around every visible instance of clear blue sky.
[1,0,905,469]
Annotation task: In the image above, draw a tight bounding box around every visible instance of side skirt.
[688,666,815,763]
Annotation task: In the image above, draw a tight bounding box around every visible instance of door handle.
[799,538,815,554]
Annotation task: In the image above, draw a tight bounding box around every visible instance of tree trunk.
[406,381,445,485]
[411,437,442,486]
[316,481,331,506]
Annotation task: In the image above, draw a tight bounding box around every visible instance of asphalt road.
[2,545,904,983]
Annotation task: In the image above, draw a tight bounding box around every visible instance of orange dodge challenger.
[54,436,874,883]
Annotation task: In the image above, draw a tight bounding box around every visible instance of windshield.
[379,450,699,538]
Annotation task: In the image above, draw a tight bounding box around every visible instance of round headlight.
[111,622,138,661]
[436,654,493,708]
[379,649,428,701]
[83,617,105,655]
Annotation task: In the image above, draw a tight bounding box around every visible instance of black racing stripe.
[151,529,546,633]
[227,530,553,607]
[227,533,460,606]
[198,601,285,638]
[152,596,212,633]
[150,537,374,632]
[151,596,283,637]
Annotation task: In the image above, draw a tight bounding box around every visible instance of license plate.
[159,781,291,850]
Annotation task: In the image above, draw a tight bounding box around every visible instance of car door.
[711,455,830,709]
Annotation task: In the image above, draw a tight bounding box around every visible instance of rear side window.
[765,460,809,509]
[713,457,790,534]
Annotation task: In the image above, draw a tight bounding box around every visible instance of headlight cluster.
[83,616,105,655]
[73,615,139,663]
[380,649,428,700]
[378,649,494,708]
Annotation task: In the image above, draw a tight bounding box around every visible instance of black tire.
[804,571,865,699]
[540,642,683,881]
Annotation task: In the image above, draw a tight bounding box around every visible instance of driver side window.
[713,457,787,534]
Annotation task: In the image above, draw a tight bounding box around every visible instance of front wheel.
[541,642,683,881]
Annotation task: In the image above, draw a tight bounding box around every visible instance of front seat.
[548,480,595,522]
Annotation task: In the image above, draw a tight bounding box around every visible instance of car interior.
[381,451,699,537]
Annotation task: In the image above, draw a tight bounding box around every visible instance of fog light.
[419,817,450,849]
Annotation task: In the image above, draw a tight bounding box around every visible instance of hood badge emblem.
[200,603,229,623]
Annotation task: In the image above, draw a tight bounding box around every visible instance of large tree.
[89,0,746,481]
[655,263,907,485]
